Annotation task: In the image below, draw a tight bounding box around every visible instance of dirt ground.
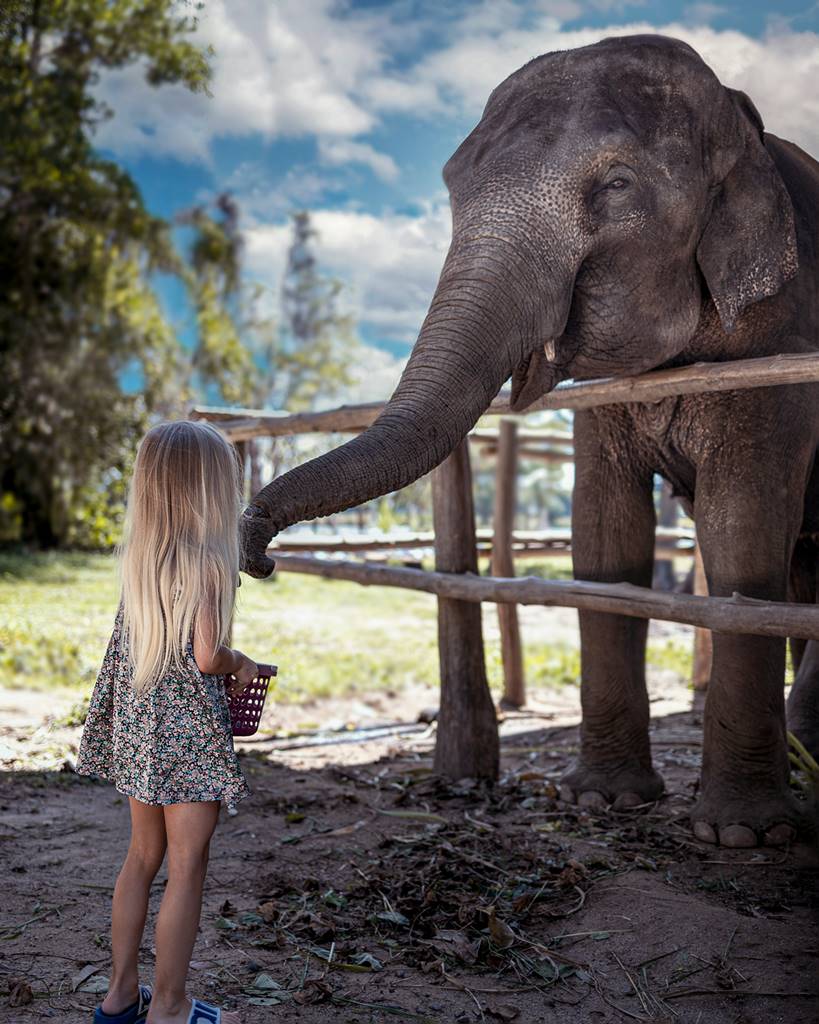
[1,673,818,1024]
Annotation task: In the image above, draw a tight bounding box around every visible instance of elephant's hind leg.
[560,409,664,810]
[692,448,816,848]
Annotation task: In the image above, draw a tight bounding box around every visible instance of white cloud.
[343,344,406,403]
[243,200,452,346]
[94,0,385,163]
[407,15,819,157]
[318,139,399,182]
[92,1,819,171]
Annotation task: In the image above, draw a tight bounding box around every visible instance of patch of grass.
[522,642,581,688]
[12,552,712,703]
[646,639,692,679]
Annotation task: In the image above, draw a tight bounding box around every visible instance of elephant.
[242,34,819,848]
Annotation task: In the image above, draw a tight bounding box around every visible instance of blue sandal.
[94,985,152,1024]
[187,999,222,1023]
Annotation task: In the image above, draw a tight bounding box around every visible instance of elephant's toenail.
[763,823,796,847]
[719,824,757,848]
[577,790,607,809]
[693,820,717,844]
[559,785,576,804]
[613,792,643,810]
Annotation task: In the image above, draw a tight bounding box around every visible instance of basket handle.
[255,663,278,678]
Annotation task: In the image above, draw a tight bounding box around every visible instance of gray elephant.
[243,35,819,848]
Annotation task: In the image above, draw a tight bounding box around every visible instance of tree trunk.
[431,440,499,780]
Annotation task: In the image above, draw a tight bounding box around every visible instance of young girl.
[77,420,262,1024]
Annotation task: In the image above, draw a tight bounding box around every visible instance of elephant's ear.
[696,88,798,332]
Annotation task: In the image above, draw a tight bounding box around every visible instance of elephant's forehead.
[488,35,720,132]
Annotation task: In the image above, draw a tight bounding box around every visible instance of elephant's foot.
[690,787,815,848]
[559,760,664,810]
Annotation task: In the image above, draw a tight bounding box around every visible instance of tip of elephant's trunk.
[241,506,277,578]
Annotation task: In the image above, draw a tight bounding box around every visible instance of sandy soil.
[1,675,818,1024]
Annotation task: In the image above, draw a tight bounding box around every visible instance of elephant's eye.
[604,177,629,190]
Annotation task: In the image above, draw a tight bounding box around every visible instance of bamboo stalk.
[268,553,819,641]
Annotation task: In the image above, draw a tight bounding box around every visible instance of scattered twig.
[665,988,818,1000]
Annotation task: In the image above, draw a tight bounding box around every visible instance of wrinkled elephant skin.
[244,35,819,847]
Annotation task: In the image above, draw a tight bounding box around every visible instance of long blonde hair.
[120,420,243,692]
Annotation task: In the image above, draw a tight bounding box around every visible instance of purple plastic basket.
[224,663,277,737]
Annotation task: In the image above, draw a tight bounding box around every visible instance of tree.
[0,0,211,546]
[177,193,254,407]
[245,211,360,495]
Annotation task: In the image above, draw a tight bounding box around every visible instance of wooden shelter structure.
[193,352,819,779]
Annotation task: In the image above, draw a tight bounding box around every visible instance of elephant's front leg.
[561,410,664,809]
[693,453,815,848]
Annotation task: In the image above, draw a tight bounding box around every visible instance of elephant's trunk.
[241,238,572,577]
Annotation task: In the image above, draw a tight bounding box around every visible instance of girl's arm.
[194,605,258,684]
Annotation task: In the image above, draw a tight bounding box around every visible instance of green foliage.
[249,211,359,414]
[177,195,255,405]
[0,0,211,547]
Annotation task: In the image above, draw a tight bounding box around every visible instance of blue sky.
[96,0,819,401]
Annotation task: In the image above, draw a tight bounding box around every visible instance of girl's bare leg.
[147,802,238,1024]
[101,798,166,1015]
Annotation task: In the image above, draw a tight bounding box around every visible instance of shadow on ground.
[2,704,818,1024]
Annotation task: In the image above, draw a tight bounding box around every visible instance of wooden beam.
[268,553,819,641]
[477,444,574,463]
[193,353,819,438]
[470,430,573,446]
[431,441,499,780]
[492,352,819,414]
[191,402,383,440]
[266,538,691,559]
[491,420,526,708]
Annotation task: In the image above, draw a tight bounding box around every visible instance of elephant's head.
[242,34,797,577]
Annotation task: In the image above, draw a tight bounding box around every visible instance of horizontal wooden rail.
[269,527,693,553]
[192,402,382,440]
[192,353,819,439]
[269,531,694,557]
[505,352,819,414]
[477,444,574,463]
[469,430,573,446]
[269,553,819,640]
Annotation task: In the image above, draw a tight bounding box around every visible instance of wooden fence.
[192,352,819,778]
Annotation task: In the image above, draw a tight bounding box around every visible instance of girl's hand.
[227,653,258,696]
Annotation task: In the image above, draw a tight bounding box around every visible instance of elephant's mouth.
[510,340,567,412]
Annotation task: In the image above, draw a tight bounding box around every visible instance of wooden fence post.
[431,439,499,780]
[491,419,526,708]
[692,541,712,690]
[234,440,249,503]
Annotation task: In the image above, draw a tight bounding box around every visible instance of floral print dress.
[77,605,249,806]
